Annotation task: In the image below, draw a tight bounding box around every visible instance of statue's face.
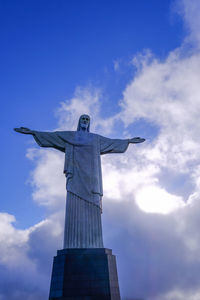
[79,114,90,130]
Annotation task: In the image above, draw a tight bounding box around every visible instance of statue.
[14,115,145,249]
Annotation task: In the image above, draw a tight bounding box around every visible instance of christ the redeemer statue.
[14,115,145,249]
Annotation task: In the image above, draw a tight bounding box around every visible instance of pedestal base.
[49,248,121,300]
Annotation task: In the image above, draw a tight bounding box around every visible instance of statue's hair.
[77,114,90,132]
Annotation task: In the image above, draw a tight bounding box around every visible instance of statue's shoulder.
[56,131,99,141]
[90,132,99,137]
[56,130,76,137]
[89,132,100,141]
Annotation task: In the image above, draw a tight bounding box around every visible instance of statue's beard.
[80,124,89,130]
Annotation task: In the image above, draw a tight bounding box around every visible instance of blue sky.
[1,0,200,299]
[1,0,183,227]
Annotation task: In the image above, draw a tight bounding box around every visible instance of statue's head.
[77,114,90,132]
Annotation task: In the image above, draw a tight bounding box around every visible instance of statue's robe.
[33,130,129,248]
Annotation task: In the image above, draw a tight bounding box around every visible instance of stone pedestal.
[49,248,121,300]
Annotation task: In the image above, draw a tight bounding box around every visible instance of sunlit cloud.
[135,185,185,214]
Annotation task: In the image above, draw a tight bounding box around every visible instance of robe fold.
[33,130,129,208]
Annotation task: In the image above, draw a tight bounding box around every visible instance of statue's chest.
[74,132,95,146]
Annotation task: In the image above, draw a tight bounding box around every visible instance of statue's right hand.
[14,127,33,134]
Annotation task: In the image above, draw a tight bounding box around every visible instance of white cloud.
[155,288,200,300]
[117,8,200,211]
[56,86,118,135]
[0,211,63,299]
[0,213,30,266]
[102,152,159,201]
[135,185,185,214]
[175,0,200,47]
[113,59,120,71]
[0,212,62,267]
[27,148,65,208]
[56,86,101,131]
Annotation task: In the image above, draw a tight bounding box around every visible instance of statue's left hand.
[129,137,145,143]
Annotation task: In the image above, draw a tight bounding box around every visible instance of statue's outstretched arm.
[14,127,34,135]
[128,137,145,143]
[14,127,66,152]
